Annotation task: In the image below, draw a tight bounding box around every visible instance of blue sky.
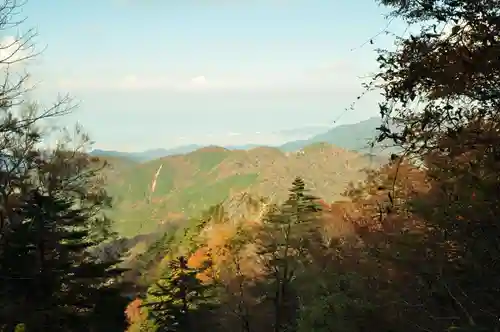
[15,0,407,151]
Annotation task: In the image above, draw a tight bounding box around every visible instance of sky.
[5,0,408,151]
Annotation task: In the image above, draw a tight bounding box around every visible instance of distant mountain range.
[91,144,263,163]
[91,117,394,162]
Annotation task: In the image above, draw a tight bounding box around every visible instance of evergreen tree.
[258,177,322,332]
[143,255,217,332]
[0,188,125,331]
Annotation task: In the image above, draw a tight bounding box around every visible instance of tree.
[369,0,500,331]
[374,0,500,158]
[211,225,258,332]
[0,1,126,330]
[143,256,218,332]
[0,0,74,242]
[296,268,373,332]
[0,174,124,331]
[125,298,158,332]
[257,177,322,332]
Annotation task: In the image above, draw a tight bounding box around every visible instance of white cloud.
[190,75,207,85]
[55,74,248,92]
[55,75,353,93]
[51,60,369,94]
[0,35,32,67]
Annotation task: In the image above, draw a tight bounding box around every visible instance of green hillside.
[279,117,379,152]
[103,143,384,236]
[279,117,402,156]
[92,155,137,184]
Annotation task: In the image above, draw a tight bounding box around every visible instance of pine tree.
[258,177,322,332]
[143,256,217,332]
[0,189,125,331]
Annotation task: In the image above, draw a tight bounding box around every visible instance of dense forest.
[1,0,499,331]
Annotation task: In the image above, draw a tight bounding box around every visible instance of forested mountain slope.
[103,143,383,236]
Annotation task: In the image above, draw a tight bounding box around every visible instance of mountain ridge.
[91,116,385,162]
[279,117,382,152]
[100,141,385,237]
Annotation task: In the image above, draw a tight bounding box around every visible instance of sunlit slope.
[105,144,383,236]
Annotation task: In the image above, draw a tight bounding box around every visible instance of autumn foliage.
[125,298,145,326]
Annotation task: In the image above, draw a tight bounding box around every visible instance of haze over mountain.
[275,125,331,138]
[91,117,386,162]
[279,116,383,153]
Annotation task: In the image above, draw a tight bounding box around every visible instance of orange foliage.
[191,223,239,281]
[187,247,210,270]
[320,201,356,238]
[125,298,145,325]
[187,220,266,285]
[206,223,235,249]
[342,160,430,233]
[187,247,214,283]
